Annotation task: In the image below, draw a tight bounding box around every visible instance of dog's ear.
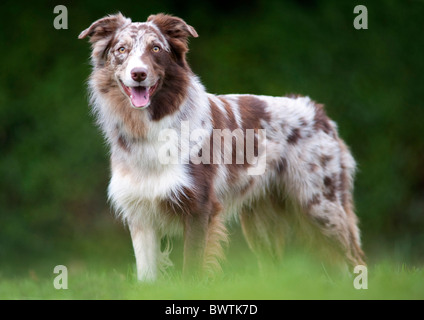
[147,13,198,40]
[147,14,198,67]
[79,13,131,65]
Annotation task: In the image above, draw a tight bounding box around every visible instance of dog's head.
[79,13,198,111]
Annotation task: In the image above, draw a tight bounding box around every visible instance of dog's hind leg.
[291,153,365,270]
[203,212,229,277]
[182,212,209,279]
[302,198,365,270]
[240,199,289,269]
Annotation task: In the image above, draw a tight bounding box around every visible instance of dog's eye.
[152,46,161,53]
[118,47,126,53]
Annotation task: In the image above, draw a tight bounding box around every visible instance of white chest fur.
[108,149,191,232]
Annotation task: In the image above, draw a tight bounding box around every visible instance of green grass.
[1,242,423,300]
[2,263,423,300]
[1,224,422,300]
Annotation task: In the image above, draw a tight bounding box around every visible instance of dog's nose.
[131,68,148,82]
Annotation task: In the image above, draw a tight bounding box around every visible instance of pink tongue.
[130,86,150,108]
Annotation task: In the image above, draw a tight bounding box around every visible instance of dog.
[79,13,365,281]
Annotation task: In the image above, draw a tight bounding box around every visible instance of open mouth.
[119,80,159,109]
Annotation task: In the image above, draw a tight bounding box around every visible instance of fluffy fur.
[79,13,365,281]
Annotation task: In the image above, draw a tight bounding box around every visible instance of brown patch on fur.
[160,159,220,219]
[209,98,226,130]
[320,154,333,168]
[287,93,304,99]
[313,102,333,135]
[323,176,337,202]
[209,96,269,188]
[159,186,196,217]
[309,163,319,173]
[238,95,271,131]
[105,33,121,64]
[209,97,242,184]
[299,117,308,127]
[117,135,130,152]
[148,59,190,121]
[287,128,301,145]
[218,97,238,131]
[190,163,220,213]
[276,157,287,174]
[313,215,331,227]
[236,95,270,174]
[307,194,321,209]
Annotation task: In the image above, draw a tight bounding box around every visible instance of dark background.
[1,0,423,273]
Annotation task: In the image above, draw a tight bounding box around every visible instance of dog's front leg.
[128,222,160,282]
[183,213,208,279]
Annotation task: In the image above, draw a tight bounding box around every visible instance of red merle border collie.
[79,13,365,281]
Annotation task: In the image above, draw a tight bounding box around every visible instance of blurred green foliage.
[0,0,423,267]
